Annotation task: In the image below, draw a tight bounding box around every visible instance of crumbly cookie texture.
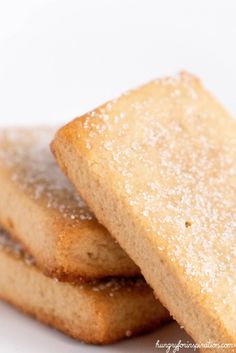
[52,72,236,352]
[0,128,139,280]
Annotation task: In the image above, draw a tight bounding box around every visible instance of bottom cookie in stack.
[0,227,170,344]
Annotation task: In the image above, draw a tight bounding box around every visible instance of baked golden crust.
[52,72,236,352]
[0,227,170,344]
[0,128,139,280]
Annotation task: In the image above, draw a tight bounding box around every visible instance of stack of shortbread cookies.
[1,72,236,352]
[0,128,169,344]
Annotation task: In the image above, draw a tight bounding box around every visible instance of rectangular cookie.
[52,72,236,352]
[0,227,169,344]
[0,128,139,280]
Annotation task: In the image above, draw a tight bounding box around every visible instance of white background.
[0,1,235,352]
[0,0,236,127]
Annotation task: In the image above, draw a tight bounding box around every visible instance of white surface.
[0,1,235,352]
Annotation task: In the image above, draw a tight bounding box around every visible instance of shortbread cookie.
[0,228,169,344]
[52,72,236,352]
[0,128,139,280]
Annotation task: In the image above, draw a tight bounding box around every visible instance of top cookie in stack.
[52,72,236,352]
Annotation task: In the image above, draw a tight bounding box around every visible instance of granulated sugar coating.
[75,73,236,301]
[52,72,236,348]
[0,128,93,222]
